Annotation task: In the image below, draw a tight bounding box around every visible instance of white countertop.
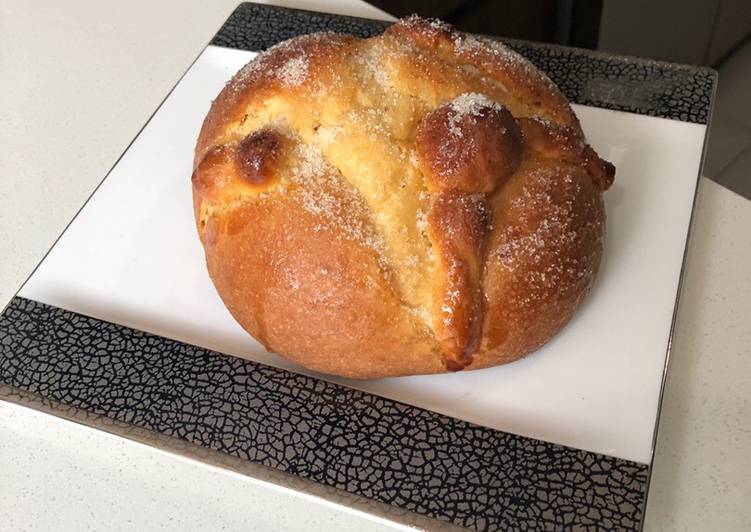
[1,1,749,530]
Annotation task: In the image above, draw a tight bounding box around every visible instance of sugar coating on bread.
[192,16,614,378]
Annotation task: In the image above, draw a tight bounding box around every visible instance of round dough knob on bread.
[192,16,615,379]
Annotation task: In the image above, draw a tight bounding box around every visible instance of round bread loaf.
[192,16,615,379]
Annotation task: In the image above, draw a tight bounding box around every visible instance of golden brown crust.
[236,128,288,187]
[428,192,490,370]
[416,97,522,193]
[195,32,359,166]
[385,17,581,130]
[192,16,615,378]
[479,159,606,367]
[415,96,523,370]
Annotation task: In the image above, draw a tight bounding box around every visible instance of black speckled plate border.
[0,3,716,531]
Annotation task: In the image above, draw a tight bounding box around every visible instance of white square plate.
[19,44,706,465]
